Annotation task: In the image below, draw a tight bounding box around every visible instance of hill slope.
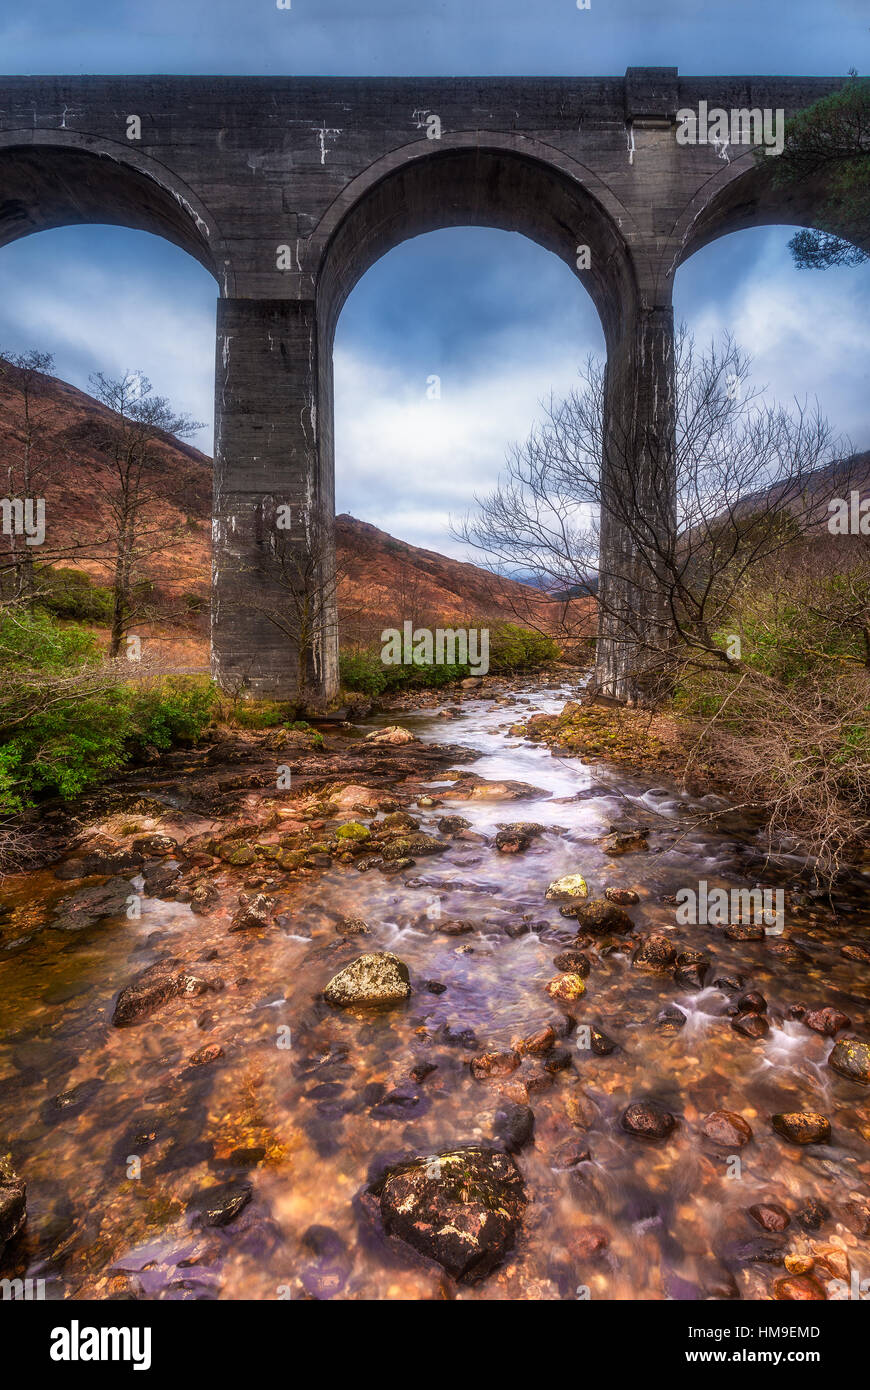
[0,364,572,649]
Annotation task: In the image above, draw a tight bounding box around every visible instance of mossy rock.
[276,848,307,871]
[381,834,447,861]
[218,842,256,866]
[335,821,371,842]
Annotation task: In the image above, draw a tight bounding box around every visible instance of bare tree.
[0,350,107,612]
[459,330,851,700]
[88,371,201,657]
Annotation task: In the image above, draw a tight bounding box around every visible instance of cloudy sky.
[0,0,868,557]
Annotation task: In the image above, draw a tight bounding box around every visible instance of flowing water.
[1,684,869,1300]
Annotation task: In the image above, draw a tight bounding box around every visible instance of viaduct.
[0,68,855,700]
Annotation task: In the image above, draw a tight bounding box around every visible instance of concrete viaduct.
[0,68,852,701]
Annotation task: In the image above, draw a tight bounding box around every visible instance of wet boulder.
[334,822,371,845]
[773,1274,826,1301]
[470,1050,521,1079]
[492,1100,535,1153]
[229,893,274,932]
[437,815,471,835]
[631,935,676,972]
[379,811,419,833]
[494,823,545,854]
[545,874,588,902]
[621,1101,677,1141]
[586,1025,619,1056]
[600,826,649,855]
[795,1199,829,1232]
[188,1180,252,1228]
[438,918,476,936]
[732,1012,770,1040]
[378,1146,526,1282]
[0,1156,26,1256]
[132,833,177,857]
[701,1111,753,1148]
[748,1203,790,1233]
[771,1112,831,1145]
[562,899,633,934]
[765,939,810,968]
[54,842,144,881]
[674,949,709,991]
[52,876,135,932]
[604,886,640,905]
[323,952,411,1009]
[828,1038,870,1084]
[336,916,369,936]
[364,725,416,746]
[724,922,765,941]
[511,1025,557,1055]
[217,841,257,866]
[142,861,182,896]
[380,833,447,861]
[656,1005,687,1033]
[803,1007,850,1037]
[552,949,591,976]
[546,972,586,1003]
[112,957,182,1027]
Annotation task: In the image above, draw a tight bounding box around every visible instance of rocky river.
[0,678,868,1300]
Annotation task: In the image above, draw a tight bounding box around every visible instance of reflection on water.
[1,685,868,1300]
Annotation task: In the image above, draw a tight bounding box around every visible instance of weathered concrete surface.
[0,69,856,700]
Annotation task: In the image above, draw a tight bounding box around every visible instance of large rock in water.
[111,957,181,1027]
[0,1156,26,1255]
[323,952,410,1008]
[545,874,588,902]
[365,725,416,746]
[378,1147,526,1281]
[828,1038,870,1084]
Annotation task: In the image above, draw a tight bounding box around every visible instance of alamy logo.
[381,621,489,676]
[0,497,45,545]
[827,492,870,535]
[675,881,784,934]
[675,102,784,158]
[50,1320,152,1371]
[0,1276,46,1300]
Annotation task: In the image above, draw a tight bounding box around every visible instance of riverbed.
[1,683,868,1299]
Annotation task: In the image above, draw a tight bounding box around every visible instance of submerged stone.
[828,1038,870,1083]
[378,1146,526,1282]
[772,1112,831,1145]
[323,951,411,1009]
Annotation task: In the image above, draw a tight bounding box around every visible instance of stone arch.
[309,139,653,705]
[670,146,870,273]
[314,135,638,353]
[0,133,227,286]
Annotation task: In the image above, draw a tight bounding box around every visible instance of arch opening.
[0,141,221,281]
[312,146,630,670]
[674,156,870,271]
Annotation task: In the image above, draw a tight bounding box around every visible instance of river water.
[1,684,868,1299]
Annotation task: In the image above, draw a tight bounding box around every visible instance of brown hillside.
[0,364,585,651]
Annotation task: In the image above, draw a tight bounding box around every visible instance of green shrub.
[488,622,561,671]
[33,567,114,624]
[234,700,292,729]
[339,648,389,695]
[339,622,559,695]
[0,613,216,812]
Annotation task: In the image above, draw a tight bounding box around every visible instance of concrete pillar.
[595,304,677,703]
[211,297,339,704]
